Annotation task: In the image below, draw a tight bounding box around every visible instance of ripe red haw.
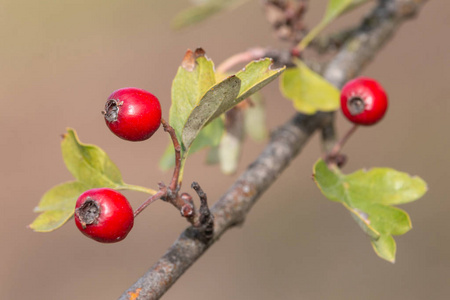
[340,77,388,126]
[103,87,162,141]
[74,188,134,243]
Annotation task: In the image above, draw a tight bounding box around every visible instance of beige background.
[1,1,449,299]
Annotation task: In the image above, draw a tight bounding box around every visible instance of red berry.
[74,188,134,243]
[103,87,162,141]
[340,77,388,126]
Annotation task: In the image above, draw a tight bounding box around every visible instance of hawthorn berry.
[74,188,134,243]
[103,87,162,141]
[340,77,388,125]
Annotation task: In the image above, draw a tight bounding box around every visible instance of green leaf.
[324,0,370,23]
[62,129,124,187]
[189,117,224,154]
[164,49,221,174]
[30,181,88,232]
[299,0,371,49]
[313,159,427,262]
[172,0,248,29]
[280,60,340,114]
[165,53,283,180]
[219,107,245,175]
[371,235,396,263]
[31,129,153,232]
[219,131,242,175]
[159,117,224,171]
[210,58,285,122]
[182,76,241,149]
[206,146,220,165]
[245,93,268,141]
[169,49,216,143]
[181,59,283,169]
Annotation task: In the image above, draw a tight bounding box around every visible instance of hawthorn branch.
[120,1,426,299]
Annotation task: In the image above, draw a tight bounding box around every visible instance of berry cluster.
[75,88,162,243]
[75,87,213,244]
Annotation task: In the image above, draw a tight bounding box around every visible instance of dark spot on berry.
[347,96,365,116]
[75,198,101,228]
[102,99,122,122]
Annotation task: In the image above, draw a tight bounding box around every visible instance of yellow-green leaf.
[245,92,268,141]
[280,60,339,114]
[313,159,427,262]
[182,76,241,149]
[31,129,152,232]
[162,53,283,178]
[219,108,245,175]
[235,58,285,102]
[188,117,225,155]
[62,129,124,187]
[30,181,87,232]
[169,49,216,143]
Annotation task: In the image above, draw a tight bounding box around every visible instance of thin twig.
[216,48,267,73]
[327,124,359,159]
[134,189,166,218]
[161,118,182,192]
[216,47,297,74]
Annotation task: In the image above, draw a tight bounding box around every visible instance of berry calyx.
[74,188,134,243]
[340,77,388,126]
[103,87,162,141]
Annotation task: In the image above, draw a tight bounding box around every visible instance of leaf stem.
[134,189,166,218]
[118,184,158,195]
[327,124,359,159]
[297,20,328,51]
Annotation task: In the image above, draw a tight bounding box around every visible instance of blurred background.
[1,0,449,299]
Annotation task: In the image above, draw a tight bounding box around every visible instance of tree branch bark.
[120,1,426,299]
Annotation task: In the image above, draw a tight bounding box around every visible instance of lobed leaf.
[313,159,427,262]
[163,52,283,178]
[209,58,285,122]
[31,129,152,232]
[30,181,88,232]
[182,76,241,149]
[62,129,124,187]
[180,58,283,176]
[280,60,340,114]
